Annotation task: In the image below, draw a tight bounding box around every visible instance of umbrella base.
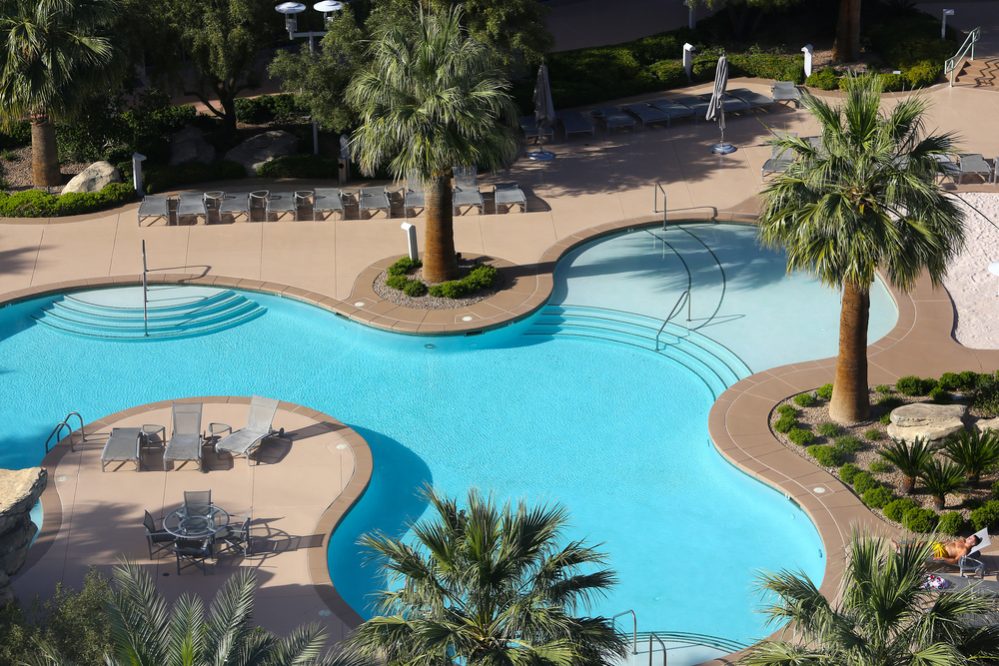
[528,150,556,161]
[710,142,737,155]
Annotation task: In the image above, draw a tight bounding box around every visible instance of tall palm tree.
[31,561,349,665]
[743,533,999,665]
[347,6,518,283]
[0,0,120,188]
[344,488,627,665]
[759,76,965,424]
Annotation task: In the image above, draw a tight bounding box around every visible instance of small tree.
[879,437,935,494]
[919,458,966,510]
[944,429,999,485]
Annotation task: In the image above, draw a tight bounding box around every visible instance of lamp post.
[274,1,345,154]
[941,8,955,39]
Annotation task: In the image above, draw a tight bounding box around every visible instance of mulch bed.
[372,259,504,310]
[0,145,89,192]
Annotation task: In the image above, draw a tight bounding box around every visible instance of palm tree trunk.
[30,116,61,188]
[422,174,459,283]
[829,280,870,424]
[901,475,914,495]
[933,495,944,510]
[834,0,862,62]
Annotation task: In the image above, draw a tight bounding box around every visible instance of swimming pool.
[0,223,897,658]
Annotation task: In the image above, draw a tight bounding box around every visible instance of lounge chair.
[519,115,553,143]
[669,95,710,118]
[762,145,794,179]
[954,528,991,578]
[359,186,392,218]
[218,193,250,223]
[453,165,484,214]
[622,103,670,127]
[648,99,695,125]
[592,107,636,131]
[101,427,142,472]
[137,195,169,227]
[729,88,776,111]
[403,173,425,219]
[557,111,595,138]
[714,93,752,114]
[958,154,993,184]
[143,510,175,558]
[494,182,527,213]
[174,537,212,575]
[772,81,802,108]
[163,402,204,471]
[250,191,297,222]
[313,188,344,221]
[176,193,207,224]
[934,154,963,183]
[215,395,280,465]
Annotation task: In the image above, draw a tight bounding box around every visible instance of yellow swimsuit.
[931,541,948,559]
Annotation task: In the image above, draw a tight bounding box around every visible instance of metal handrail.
[44,411,85,454]
[653,182,668,229]
[647,631,668,666]
[655,289,690,351]
[946,26,981,86]
[611,610,638,654]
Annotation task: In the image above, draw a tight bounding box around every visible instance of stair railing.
[44,411,85,454]
[946,26,982,86]
[655,289,690,351]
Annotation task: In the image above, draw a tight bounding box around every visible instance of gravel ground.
[771,388,998,526]
[0,145,89,192]
[372,261,504,310]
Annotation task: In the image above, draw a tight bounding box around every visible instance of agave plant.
[944,428,999,485]
[879,437,935,494]
[919,458,967,510]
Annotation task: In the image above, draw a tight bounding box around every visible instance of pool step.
[33,287,265,340]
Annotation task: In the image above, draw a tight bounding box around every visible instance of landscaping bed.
[373,257,503,309]
[770,372,999,535]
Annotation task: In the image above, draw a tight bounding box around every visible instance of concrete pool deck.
[3,78,999,662]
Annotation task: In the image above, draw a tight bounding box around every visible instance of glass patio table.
[162,505,230,539]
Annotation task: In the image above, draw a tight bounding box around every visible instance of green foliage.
[647,60,688,88]
[386,274,409,290]
[457,0,554,67]
[256,155,339,178]
[902,507,939,533]
[143,160,245,194]
[868,13,956,71]
[875,384,894,394]
[880,437,936,493]
[805,67,840,90]
[0,182,135,217]
[816,422,841,437]
[816,383,833,400]
[852,472,878,494]
[0,121,30,149]
[864,427,885,441]
[970,500,999,531]
[879,413,892,425]
[787,427,815,446]
[944,429,999,484]
[793,392,817,408]
[839,462,862,484]
[904,61,941,88]
[862,485,896,509]
[233,94,306,124]
[775,404,798,418]
[938,371,971,391]
[833,435,862,455]
[808,444,845,467]
[773,413,797,433]
[690,50,803,83]
[928,387,951,404]
[993,479,999,498]
[549,46,658,109]
[876,395,904,410]
[896,375,935,396]
[402,280,428,297]
[882,497,919,522]
[972,372,999,416]
[919,458,966,508]
[427,264,500,299]
[388,257,423,277]
[868,460,893,474]
[937,511,967,536]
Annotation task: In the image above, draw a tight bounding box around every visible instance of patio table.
[162,504,230,539]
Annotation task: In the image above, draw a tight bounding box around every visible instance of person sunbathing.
[893,534,981,565]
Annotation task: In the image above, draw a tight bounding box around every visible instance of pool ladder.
[613,610,669,666]
[44,411,85,454]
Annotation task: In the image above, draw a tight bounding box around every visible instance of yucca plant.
[879,437,935,494]
[944,428,999,485]
[919,458,967,510]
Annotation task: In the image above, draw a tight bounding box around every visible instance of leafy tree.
[944,429,999,485]
[744,533,999,665]
[879,437,935,495]
[759,76,965,424]
[919,458,966,510]
[344,488,627,664]
[0,0,120,187]
[348,6,518,283]
[446,0,552,67]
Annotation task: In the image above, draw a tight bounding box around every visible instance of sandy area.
[944,193,999,349]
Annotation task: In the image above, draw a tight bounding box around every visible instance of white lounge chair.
[215,396,280,465]
[313,188,344,221]
[101,427,142,472]
[494,182,527,213]
[137,195,169,227]
[359,186,392,218]
[164,402,204,471]
[453,165,484,214]
[956,528,991,578]
[176,193,207,224]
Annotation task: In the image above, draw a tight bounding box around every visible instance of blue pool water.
[0,223,898,652]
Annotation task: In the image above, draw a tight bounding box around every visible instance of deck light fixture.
[942,9,955,39]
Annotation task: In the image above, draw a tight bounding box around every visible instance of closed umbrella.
[530,62,556,161]
[706,54,736,155]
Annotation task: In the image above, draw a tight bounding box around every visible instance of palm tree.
[879,437,935,495]
[759,75,965,424]
[919,458,966,510]
[344,488,627,664]
[0,0,120,188]
[347,6,518,283]
[743,533,999,665]
[944,429,999,485]
[31,560,348,665]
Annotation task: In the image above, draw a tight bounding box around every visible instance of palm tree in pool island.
[347,6,518,283]
[759,76,964,424]
[0,0,119,188]
[344,488,627,664]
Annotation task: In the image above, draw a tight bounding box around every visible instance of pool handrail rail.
[44,411,85,454]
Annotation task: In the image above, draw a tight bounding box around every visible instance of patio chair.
[557,110,595,138]
[183,490,212,519]
[622,104,670,127]
[164,402,204,471]
[762,145,794,179]
[313,188,345,221]
[592,107,636,131]
[453,165,484,214]
[772,81,802,108]
[137,195,169,227]
[403,172,425,219]
[494,182,527,213]
[729,88,776,111]
[176,193,207,224]
[218,193,250,223]
[648,99,695,125]
[143,510,175,558]
[174,537,212,575]
[101,427,142,472]
[958,154,993,184]
[519,115,553,143]
[215,516,252,556]
[934,154,963,183]
[359,186,392,219]
[215,395,280,464]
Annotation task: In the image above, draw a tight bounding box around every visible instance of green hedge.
[691,52,803,83]
[234,94,306,125]
[143,160,245,194]
[0,182,136,217]
[428,264,499,299]
[257,154,339,179]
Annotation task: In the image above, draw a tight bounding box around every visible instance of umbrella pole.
[710,105,736,155]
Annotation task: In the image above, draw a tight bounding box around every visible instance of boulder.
[61,161,122,194]
[169,126,216,165]
[0,468,47,604]
[976,417,999,433]
[224,130,298,176]
[889,402,966,427]
[887,420,965,443]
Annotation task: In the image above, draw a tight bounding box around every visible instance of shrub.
[862,486,895,509]
[805,68,839,90]
[234,94,305,124]
[776,404,798,418]
[883,497,920,522]
[773,414,797,433]
[895,375,927,396]
[788,428,815,446]
[937,372,964,391]
[0,121,30,149]
[902,507,939,533]
[970,500,999,531]
[943,429,999,484]
[839,463,862,484]
[875,384,894,394]
[880,437,935,494]
[144,160,245,194]
[929,387,951,404]
[808,444,845,467]
[816,383,834,400]
[937,511,967,536]
[852,472,879,494]
[402,280,428,297]
[919,458,966,509]
[386,274,409,290]
[876,395,904,410]
[256,154,338,178]
[549,46,657,108]
[724,52,804,83]
[427,264,499,299]
[864,428,885,441]
[816,422,841,437]
[388,257,422,277]
[879,413,892,425]
[973,373,999,415]
[868,460,893,474]
[647,60,687,88]
[958,370,981,391]
[793,392,817,408]
[993,479,999,498]
[838,72,906,92]
[0,182,136,217]
[833,435,863,455]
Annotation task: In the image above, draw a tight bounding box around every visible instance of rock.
[0,468,46,604]
[169,126,216,165]
[61,161,122,194]
[887,420,965,443]
[976,417,999,433]
[889,402,966,427]
[224,130,298,175]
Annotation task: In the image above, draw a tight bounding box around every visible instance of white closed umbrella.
[530,62,556,161]
[706,54,736,155]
